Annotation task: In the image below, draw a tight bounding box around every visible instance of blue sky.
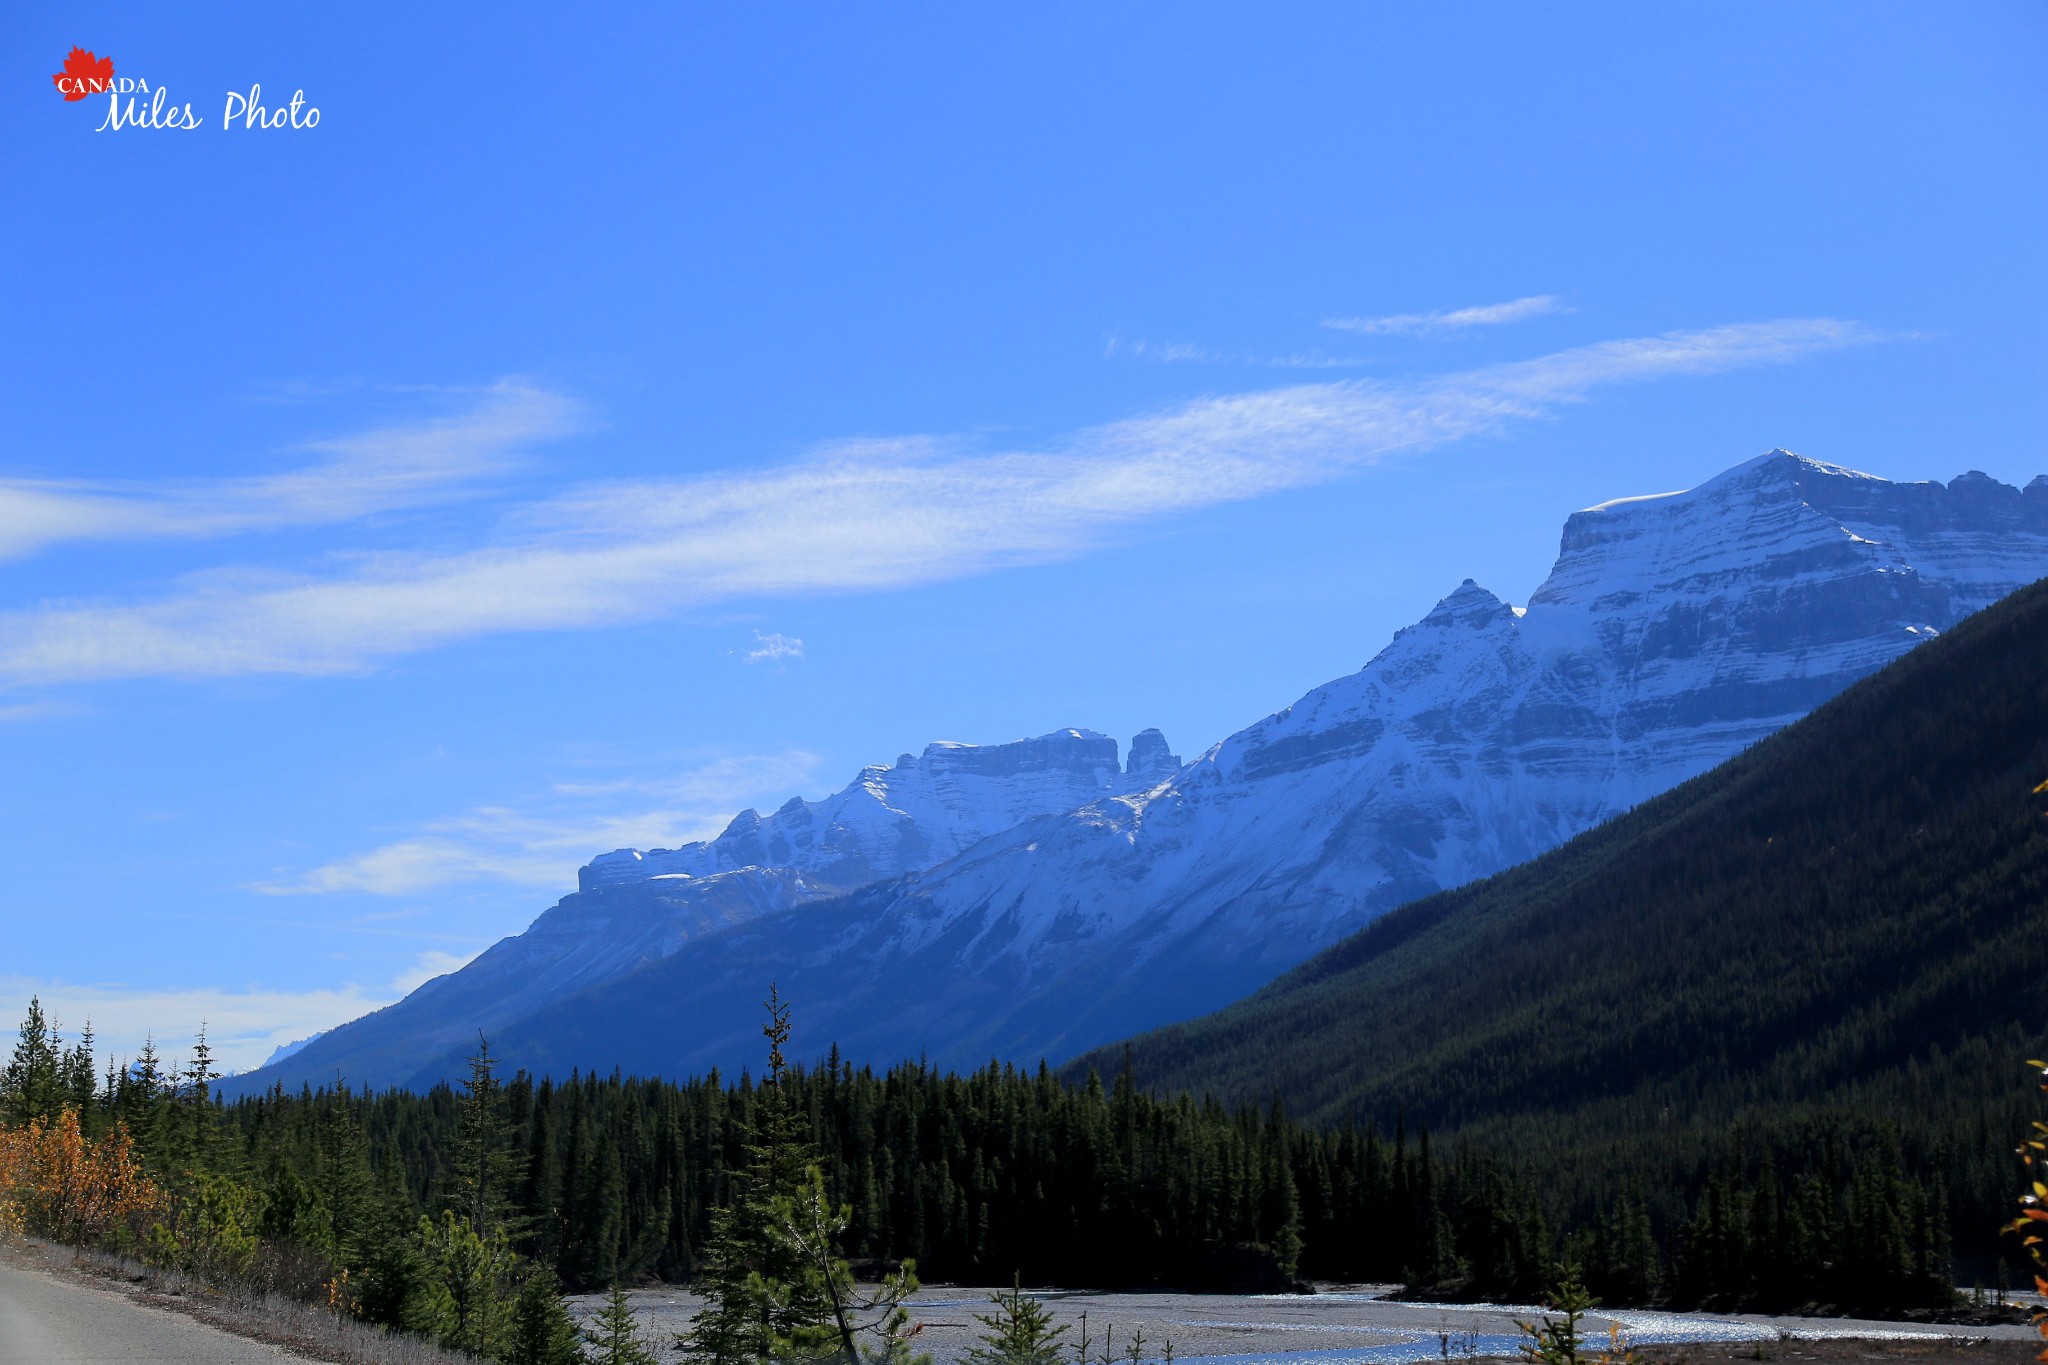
[2,4,2042,1071]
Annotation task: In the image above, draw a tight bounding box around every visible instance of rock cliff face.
[231,452,2048,1094]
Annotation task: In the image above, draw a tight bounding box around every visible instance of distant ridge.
[228,452,2048,1096]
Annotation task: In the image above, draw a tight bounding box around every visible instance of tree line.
[2,993,1970,1318]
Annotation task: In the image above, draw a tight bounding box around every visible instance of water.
[1171,1303,1958,1365]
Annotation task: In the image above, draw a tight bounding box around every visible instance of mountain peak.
[1126,728,1181,783]
[1417,578,1515,630]
[235,446,2048,1096]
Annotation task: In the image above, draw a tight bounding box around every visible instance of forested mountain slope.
[1083,573,2048,1184]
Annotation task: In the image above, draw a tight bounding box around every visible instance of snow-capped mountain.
[582,725,1179,891]
[233,452,2048,1094]
[234,728,1179,1090]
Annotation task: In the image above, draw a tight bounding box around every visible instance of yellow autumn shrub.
[0,1109,164,1246]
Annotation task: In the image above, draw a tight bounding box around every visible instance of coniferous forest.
[0,997,1978,1320]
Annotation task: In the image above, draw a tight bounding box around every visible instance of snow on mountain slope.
[845,453,2048,993]
[582,727,1174,891]
[230,728,1179,1092]
[236,451,2048,1092]
[441,452,2048,1084]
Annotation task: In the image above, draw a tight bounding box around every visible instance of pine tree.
[314,1083,374,1267]
[1514,1266,1617,1365]
[60,1021,97,1122]
[964,1274,1067,1365]
[585,1284,658,1365]
[185,1022,218,1104]
[508,1266,587,1365]
[122,1034,165,1159]
[1,997,62,1125]
[456,1036,523,1239]
[681,987,836,1364]
[416,1207,519,1357]
[681,988,928,1365]
[771,1162,927,1365]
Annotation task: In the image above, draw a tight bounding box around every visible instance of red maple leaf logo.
[52,47,113,102]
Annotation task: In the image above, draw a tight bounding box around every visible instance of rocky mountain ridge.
[229,450,2048,1093]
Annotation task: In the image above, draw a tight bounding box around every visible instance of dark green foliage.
[1514,1267,1607,1365]
[253,1059,1341,1291]
[509,1267,587,1365]
[964,1276,1068,1365]
[9,1001,1976,1313]
[681,988,845,1365]
[586,1285,657,1365]
[1,997,66,1127]
[1076,573,2048,1292]
[682,989,928,1365]
[456,1038,525,1240]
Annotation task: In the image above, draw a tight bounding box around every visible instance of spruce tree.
[964,1275,1067,1365]
[585,1285,659,1365]
[770,1161,927,1365]
[314,1082,374,1267]
[681,986,835,1364]
[60,1021,97,1124]
[122,1034,165,1159]
[1514,1266,1604,1365]
[456,1036,523,1239]
[508,1266,587,1365]
[682,988,927,1365]
[1,998,62,1125]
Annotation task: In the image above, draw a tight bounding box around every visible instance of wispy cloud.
[0,700,80,723]
[1105,335,1374,369]
[389,951,479,996]
[255,751,820,896]
[0,380,576,562]
[0,319,1875,686]
[744,631,804,664]
[1323,293,1566,338]
[1103,336,1233,364]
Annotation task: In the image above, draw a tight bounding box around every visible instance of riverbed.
[569,1283,2036,1364]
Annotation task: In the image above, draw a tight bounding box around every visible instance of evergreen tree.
[508,1266,587,1365]
[457,1036,523,1239]
[964,1275,1067,1365]
[314,1082,374,1267]
[1514,1266,1612,1365]
[354,1168,434,1331]
[681,987,839,1364]
[60,1021,97,1122]
[121,1034,165,1156]
[416,1207,519,1357]
[1,996,62,1125]
[770,1162,927,1365]
[585,1285,659,1365]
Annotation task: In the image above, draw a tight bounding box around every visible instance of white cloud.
[1111,338,1231,364]
[388,950,481,997]
[0,700,79,723]
[1324,293,1566,337]
[0,319,1875,686]
[744,631,804,664]
[0,380,576,562]
[255,750,820,896]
